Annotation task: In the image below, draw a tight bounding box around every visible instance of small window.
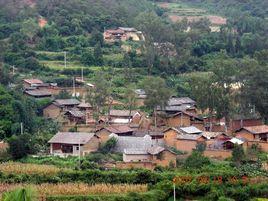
[76,147,79,151]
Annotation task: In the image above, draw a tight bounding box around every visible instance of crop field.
[0,183,147,198]
[0,162,68,175]
[158,1,226,25]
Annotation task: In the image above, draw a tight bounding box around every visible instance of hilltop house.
[23,79,44,88]
[103,27,144,43]
[43,99,80,119]
[48,132,100,157]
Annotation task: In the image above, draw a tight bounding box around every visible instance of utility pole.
[20,122,23,135]
[173,183,176,201]
[73,76,76,97]
[81,66,84,82]
[12,65,15,75]
[64,51,67,68]
[78,134,81,170]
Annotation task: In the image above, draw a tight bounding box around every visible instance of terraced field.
[158,1,226,26]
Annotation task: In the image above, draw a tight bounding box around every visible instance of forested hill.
[0,0,155,31]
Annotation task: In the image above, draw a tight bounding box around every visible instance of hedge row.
[0,169,242,185]
[46,190,167,201]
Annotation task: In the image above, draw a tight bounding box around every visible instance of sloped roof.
[23,79,43,85]
[54,99,80,106]
[241,125,268,134]
[78,102,92,108]
[64,109,85,118]
[179,126,202,134]
[133,130,164,137]
[48,132,96,145]
[168,97,196,106]
[224,138,245,145]
[99,125,133,134]
[157,105,192,112]
[167,111,203,121]
[119,27,137,32]
[109,110,139,117]
[177,134,204,141]
[24,90,52,97]
[202,132,226,139]
[111,134,161,152]
[147,146,165,155]
[123,149,148,155]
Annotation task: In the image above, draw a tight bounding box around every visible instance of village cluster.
[20,77,268,170]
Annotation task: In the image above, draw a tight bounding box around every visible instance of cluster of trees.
[0,72,58,159]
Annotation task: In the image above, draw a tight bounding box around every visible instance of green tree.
[20,18,39,43]
[232,144,246,166]
[142,77,171,127]
[99,137,117,154]
[125,87,137,123]
[81,50,95,66]
[8,134,36,159]
[184,150,210,170]
[86,72,110,125]
[93,42,103,66]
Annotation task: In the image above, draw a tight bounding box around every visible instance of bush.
[98,137,117,154]
[184,151,211,170]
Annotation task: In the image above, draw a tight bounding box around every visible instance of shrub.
[98,137,117,154]
[184,151,211,170]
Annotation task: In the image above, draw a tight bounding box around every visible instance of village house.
[203,137,245,159]
[108,109,141,124]
[23,79,44,88]
[96,125,134,144]
[48,132,100,157]
[24,89,52,99]
[163,126,205,153]
[43,99,81,119]
[236,125,268,142]
[110,133,164,153]
[157,111,204,130]
[235,125,268,152]
[123,146,177,167]
[157,97,197,115]
[103,27,144,43]
[229,115,263,133]
[63,109,86,126]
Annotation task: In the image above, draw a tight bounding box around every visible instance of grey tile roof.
[168,97,196,106]
[123,149,148,155]
[147,146,165,155]
[48,132,95,145]
[24,90,52,97]
[179,126,202,134]
[109,110,139,117]
[133,130,164,137]
[110,134,162,153]
[177,134,204,140]
[54,99,80,106]
[65,109,85,118]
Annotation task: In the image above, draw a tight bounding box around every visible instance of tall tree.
[86,72,110,125]
[93,42,103,66]
[142,76,171,127]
